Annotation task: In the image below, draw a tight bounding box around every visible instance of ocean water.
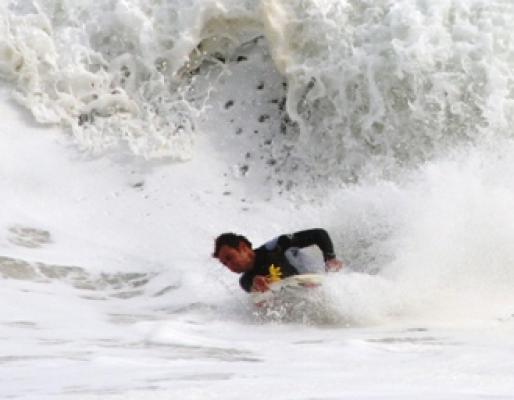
[2,0,514,399]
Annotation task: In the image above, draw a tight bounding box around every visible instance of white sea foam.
[2,0,513,182]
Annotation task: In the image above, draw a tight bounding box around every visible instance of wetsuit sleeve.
[277,228,337,261]
[239,273,253,292]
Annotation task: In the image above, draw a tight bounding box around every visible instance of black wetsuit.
[239,228,337,292]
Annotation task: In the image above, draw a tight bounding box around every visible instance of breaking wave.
[1,0,513,184]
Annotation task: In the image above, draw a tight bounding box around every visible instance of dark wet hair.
[213,233,252,258]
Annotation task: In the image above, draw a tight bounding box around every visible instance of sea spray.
[311,143,514,324]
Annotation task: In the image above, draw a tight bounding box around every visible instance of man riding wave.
[213,228,343,292]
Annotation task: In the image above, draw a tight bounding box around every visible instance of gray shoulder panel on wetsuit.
[263,236,280,251]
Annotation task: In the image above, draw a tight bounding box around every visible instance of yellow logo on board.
[267,264,282,282]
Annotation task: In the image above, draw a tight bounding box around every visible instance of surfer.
[213,228,343,292]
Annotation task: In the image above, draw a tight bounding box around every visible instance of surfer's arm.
[251,276,270,292]
[325,258,343,272]
[240,274,270,292]
[239,274,253,292]
[240,273,271,292]
[280,229,337,261]
[281,229,343,272]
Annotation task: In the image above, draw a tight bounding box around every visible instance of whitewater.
[2,0,514,398]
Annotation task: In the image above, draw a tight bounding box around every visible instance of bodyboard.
[250,273,324,306]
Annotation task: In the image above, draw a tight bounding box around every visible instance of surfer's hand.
[325,258,343,272]
[252,276,270,292]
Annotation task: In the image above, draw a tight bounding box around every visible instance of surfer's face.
[217,242,255,273]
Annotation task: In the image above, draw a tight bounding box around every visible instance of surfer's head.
[213,233,255,273]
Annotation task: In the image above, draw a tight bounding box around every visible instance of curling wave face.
[1,0,513,185]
